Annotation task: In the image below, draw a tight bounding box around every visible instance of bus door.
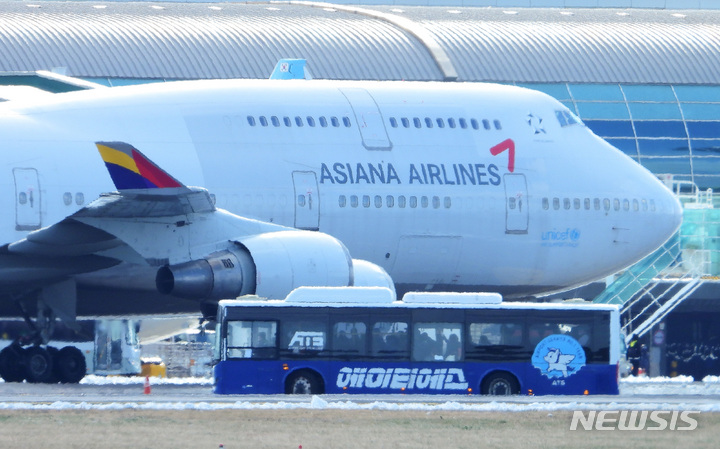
[504,173,528,234]
[292,171,320,231]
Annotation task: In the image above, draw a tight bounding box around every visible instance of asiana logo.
[531,334,586,380]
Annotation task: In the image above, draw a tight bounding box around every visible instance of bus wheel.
[0,344,26,382]
[54,346,87,384]
[481,372,519,395]
[287,371,321,395]
[24,346,54,383]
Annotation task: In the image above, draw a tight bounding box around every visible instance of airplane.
[0,76,682,382]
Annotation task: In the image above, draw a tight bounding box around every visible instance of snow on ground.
[0,375,719,411]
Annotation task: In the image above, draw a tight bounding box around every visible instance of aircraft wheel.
[286,370,322,395]
[0,345,26,383]
[24,346,54,383]
[54,346,87,384]
[481,372,519,395]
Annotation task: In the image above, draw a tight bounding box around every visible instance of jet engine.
[156,230,379,300]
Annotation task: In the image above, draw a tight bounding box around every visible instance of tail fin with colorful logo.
[95,141,185,190]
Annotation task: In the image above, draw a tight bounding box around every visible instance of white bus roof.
[220,287,618,312]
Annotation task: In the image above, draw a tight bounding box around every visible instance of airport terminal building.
[1,0,719,379]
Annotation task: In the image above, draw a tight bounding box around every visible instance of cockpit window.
[555,109,583,127]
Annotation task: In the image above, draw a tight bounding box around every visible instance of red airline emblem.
[490,138,515,173]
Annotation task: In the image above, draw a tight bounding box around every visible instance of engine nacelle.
[156,230,356,300]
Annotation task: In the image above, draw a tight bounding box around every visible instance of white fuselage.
[0,79,682,296]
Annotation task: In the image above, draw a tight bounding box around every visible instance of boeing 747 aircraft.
[0,78,681,382]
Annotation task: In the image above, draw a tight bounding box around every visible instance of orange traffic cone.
[144,376,151,394]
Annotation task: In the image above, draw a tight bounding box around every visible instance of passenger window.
[642,199,648,211]
[448,118,456,128]
[444,197,451,209]
[413,118,422,128]
[432,196,440,209]
[469,322,523,346]
[494,120,502,130]
[271,116,280,127]
[650,199,656,212]
[564,198,571,210]
[398,196,406,208]
[374,195,382,208]
[413,323,462,362]
[282,319,327,356]
[614,198,620,211]
[603,198,611,211]
[509,197,517,210]
[594,198,601,210]
[297,195,306,207]
[18,192,27,205]
[421,196,429,208]
[542,198,549,210]
[436,118,445,128]
[402,118,410,128]
[331,117,339,127]
[259,116,268,127]
[247,116,256,126]
[553,198,560,210]
[633,199,639,211]
[295,116,303,127]
[386,196,394,208]
[307,116,315,127]
[338,195,346,208]
[459,118,468,129]
[362,195,370,208]
[226,320,277,359]
[319,116,328,127]
[343,117,352,127]
[623,199,630,211]
[283,117,292,127]
[471,119,479,130]
[350,195,359,208]
[333,322,367,357]
[390,117,398,128]
[482,119,491,130]
[573,198,581,210]
[425,117,433,128]
[372,322,409,359]
[410,196,418,208]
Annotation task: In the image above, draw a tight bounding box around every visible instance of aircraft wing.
[2,141,392,321]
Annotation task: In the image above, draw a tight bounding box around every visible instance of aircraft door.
[504,173,528,234]
[292,171,320,231]
[340,88,392,151]
[13,167,41,231]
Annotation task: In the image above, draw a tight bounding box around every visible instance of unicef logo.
[531,334,586,379]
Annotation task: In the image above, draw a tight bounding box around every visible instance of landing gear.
[0,344,26,382]
[24,346,54,383]
[0,289,86,384]
[0,344,86,383]
[54,346,86,384]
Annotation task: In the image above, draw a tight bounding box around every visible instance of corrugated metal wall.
[1,1,719,84]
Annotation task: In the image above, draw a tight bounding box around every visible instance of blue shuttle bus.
[213,288,620,395]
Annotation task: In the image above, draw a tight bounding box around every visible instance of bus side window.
[371,322,408,359]
[226,320,277,359]
[333,322,367,357]
[282,319,328,357]
[413,323,462,362]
